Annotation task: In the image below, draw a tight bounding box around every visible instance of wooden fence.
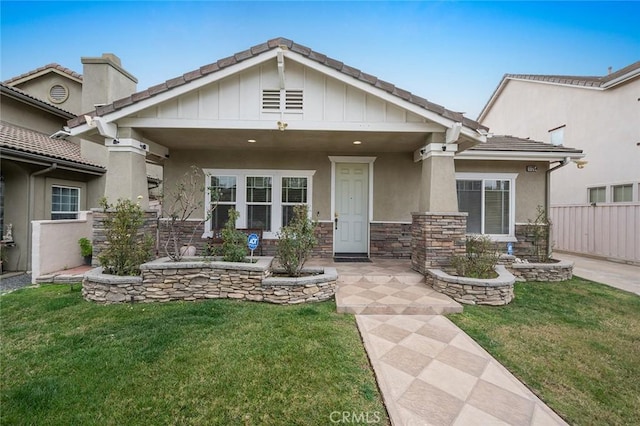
[550,204,640,265]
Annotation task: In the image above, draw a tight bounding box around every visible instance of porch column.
[104,138,149,208]
[412,141,467,274]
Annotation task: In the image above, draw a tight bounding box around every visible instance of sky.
[1,1,639,119]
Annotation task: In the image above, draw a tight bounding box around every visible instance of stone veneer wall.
[499,255,573,282]
[370,222,412,258]
[157,220,334,258]
[426,265,515,305]
[82,258,337,305]
[411,212,467,274]
[91,208,158,267]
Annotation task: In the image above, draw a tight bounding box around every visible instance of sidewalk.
[554,252,639,296]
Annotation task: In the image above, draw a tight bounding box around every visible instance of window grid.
[588,187,606,204]
[51,186,79,220]
[246,176,272,231]
[210,176,236,229]
[282,177,308,227]
[612,184,633,203]
[456,176,513,236]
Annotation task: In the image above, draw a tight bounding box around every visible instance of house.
[0,83,105,272]
[478,62,640,263]
[66,38,583,269]
[1,55,166,274]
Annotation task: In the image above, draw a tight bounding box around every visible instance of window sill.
[468,234,517,243]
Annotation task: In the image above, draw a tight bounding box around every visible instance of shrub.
[276,205,318,277]
[78,237,92,257]
[451,235,499,279]
[98,198,154,276]
[222,209,247,262]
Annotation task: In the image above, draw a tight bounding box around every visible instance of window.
[205,169,314,238]
[246,176,272,231]
[456,173,517,236]
[282,177,308,226]
[210,176,236,229]
[588,187,606,204]
[51,186,79,220]
[262,89,303,112]
[548,125,565,146]
[612,184,633,203]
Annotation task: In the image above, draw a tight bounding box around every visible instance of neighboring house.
[1,56,165,273]
[478,62,640,263]
[66,37,583,264]
[0,83,105,272]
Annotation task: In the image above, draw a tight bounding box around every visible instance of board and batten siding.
[134,59,428,125]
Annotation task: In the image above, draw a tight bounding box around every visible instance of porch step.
[336,274,462,315]
[333,253,372,263]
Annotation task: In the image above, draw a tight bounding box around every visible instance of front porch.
[308,258,463,315]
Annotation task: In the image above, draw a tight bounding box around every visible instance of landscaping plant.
[163,166,219,261]
[221,209,247,262]
[451,234,499,279]
[97,198,153,276]
[527,205,552,262]
[276,204,318,277]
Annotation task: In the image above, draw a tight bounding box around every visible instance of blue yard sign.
[247,233,259,251]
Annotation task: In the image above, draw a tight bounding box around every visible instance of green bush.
[451,235,499,279]
[276,205,318,277]
[78,237,92,257]
[221,209,247,262]
[98,198,154,276]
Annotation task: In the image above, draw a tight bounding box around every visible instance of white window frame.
[548,125,565,146]
[588,186,607,204]
[203,169,315,239]
[611,183,634,203]
[281,176,310,227]
[455,172,518,241]
[51,185,80,220]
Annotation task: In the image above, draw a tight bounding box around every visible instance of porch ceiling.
[138,128,429,152]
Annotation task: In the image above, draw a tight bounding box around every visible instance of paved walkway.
[554,252,640,296]
[310,259,567,425]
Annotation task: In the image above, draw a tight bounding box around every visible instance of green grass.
[1,285,388,425]
[448,277,640,425]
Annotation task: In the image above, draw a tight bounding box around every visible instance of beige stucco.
[12,73,83,115]
[0,96,68,134]
[481,77,640,205]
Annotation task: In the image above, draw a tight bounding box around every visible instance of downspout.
[27,163,57,271]
[545,157,571,256]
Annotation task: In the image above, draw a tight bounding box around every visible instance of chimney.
[608,66,612,75]
[81,53,137,113]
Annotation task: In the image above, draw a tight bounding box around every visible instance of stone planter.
[82,257,337,305]
[500,255,573,282]
[426,265,515,306]
[82,267,143,304]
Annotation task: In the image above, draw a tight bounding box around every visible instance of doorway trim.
[328,156,376,255]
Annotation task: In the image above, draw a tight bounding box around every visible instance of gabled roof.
[3,63,83,85]
[67,37,487,132]
[478,61,640,121]
[0,122,104,171]
[459,135,584,161]
[1,83,75,118]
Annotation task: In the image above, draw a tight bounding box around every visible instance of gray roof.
[1,83,76,118]
[470,135,583,154]
[68,37,487,131]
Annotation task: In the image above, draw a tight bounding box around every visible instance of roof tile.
[471,135,582,154]
[148,82,169,95]
[291,42,311,56]
[341,64,361,78]
[251,42,270,55]
[200,62,220,75]
[358,72,378,85]
[307,50,327,63]
[113,96,134,109]
[0,122,103,168]
[131,90,151,102]
[374,79,395,93]
[183,69,202,82]
[217,55,237,69]
[166,76,186,89]
[325,57,344,71]
[234,49,253,62]
[3,63,82,85]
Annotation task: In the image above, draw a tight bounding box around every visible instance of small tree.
[527,205,552,262]
[98,198,154,276]
[222,209,247,262]
[276,205,318,277]
[163,166,218,261]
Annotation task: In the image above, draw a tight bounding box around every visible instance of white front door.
[335,163,369,253]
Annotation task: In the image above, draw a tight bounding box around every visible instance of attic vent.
[285,90,303,110]
[48,84,68,104]
[262,89,303,112]
[262,89,281,110]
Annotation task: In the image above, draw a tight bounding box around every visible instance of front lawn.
[449,277,640,425]
[1,285,388,425]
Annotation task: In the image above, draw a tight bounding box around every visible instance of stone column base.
[411,212,467,274]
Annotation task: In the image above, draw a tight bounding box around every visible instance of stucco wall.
[13,74,83,116]
[481,78,640,205]
[31,211,93,282]
[0,96,68,134]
